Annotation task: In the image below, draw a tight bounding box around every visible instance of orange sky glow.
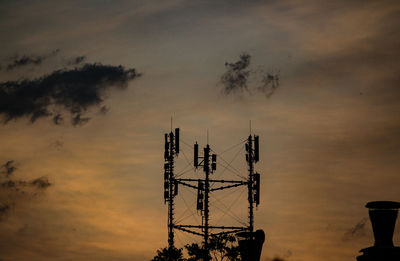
[0,1,399,260]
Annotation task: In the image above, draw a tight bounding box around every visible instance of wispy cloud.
[68,56,87,66]
[264,257,287,261]
[0,203,11,219]
[6,49,60,71]
[0,160,52,220]
[0,176,51,190]
[342,218,368,241]
[1,160,16,177]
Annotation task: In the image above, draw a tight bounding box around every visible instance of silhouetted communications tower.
[163,128,265,260]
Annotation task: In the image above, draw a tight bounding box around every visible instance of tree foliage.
[151,246,185,261]
[152,234,240,261]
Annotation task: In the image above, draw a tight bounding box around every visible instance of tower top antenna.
[250,120,252,135]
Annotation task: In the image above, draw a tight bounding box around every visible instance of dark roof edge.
[366,201,400,209]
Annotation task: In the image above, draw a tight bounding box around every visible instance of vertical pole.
[204,144,210,260]
[249,120,252,135]
[248,135,254,233]
[168,132,175,253]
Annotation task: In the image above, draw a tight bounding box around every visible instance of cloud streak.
[6,49,60,71]
[0,203,11,219]
[0,177,51,190]
[68,56,87,66]
[343,218,368,241]
[0,63,141,126]
[264,257,287,261]
[1,160,16,177]
[0,160,52,220]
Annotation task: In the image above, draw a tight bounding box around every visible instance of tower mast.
[163,128,180,252]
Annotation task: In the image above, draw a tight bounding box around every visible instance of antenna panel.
[169,132,174,152]
[254,135,259,162]
[254,173,260,205]
[175,128,180,154]
[212,154,216,171]
[194,143,199,168]
[197,181,204,210]
[203,147,209,172]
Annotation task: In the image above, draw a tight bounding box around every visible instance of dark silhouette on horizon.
[236,230,265,261]
[357,201,400,261]
[152,231,265,261]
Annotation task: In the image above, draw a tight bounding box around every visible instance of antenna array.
[163,127,261,259]
[164,128,180,250]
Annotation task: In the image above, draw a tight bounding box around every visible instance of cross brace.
[175,224,246,230]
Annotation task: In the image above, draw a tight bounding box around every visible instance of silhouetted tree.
[151,246,185,261]
[185,234,240,261]
[185,242,210,261]
[152,234,240,261]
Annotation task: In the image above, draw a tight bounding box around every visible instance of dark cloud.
[6,49,60,71]
[257,70,280,98]
[0,180,17,189]
[264,257,287,261]
[0,203,11,218]
[1,160,16,177]
[343,218,368,241]
[68,56,86,66]
[52,113,63,125]
[220,53,251,94]
[72,113,90,126]
[0,160,52,221]
[99,105,109,115]
[30,177,51,189]
[0,177,52,190]
[0,63,141,126]
[264,249,292,261]
[50,139,64,150]
[220,53,280,97]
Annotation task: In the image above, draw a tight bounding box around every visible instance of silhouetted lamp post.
[357,201,400,261]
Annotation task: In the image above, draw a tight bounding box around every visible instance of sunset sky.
[1,1,400,260]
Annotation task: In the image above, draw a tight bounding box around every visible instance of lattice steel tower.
[162,127,261,259]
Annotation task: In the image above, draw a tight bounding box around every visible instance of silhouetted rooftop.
[366,201,400,209]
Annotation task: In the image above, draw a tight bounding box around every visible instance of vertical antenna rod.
[193,141,216,260]
[163,127,180,254]
[204,144,210,258]
[246,133,260,233]
[247,135,254,233]
[250,120,252,135]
